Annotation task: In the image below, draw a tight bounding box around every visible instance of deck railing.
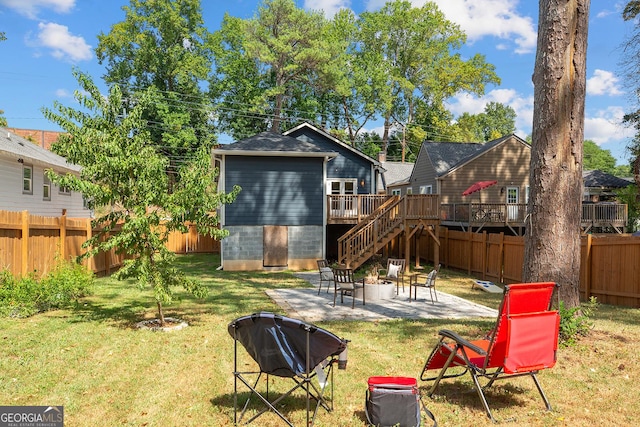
[328,194,440,223]
[440,202,628,228]
[327,195,388,222]
[335,195,440,267]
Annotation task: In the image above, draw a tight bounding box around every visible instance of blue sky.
[0,0,636,165]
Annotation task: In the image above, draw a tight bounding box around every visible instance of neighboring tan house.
[409,134,530,203]
[212,122,382,271]
[0,129,89,218]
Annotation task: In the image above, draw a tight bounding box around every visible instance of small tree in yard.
[43,70,239,325]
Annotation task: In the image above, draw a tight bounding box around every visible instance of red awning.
[462,180,498,196]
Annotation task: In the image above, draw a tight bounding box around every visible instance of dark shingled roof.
[423,135,509,176]
[215,131,334,154]
[583,170,633,188]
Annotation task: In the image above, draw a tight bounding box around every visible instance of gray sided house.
[0,128,89,218]
[213,123,381,271]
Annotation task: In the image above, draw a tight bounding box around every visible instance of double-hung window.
[43,174,51,201]
[23,165,33,194]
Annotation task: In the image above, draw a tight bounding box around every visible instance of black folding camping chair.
[229,312,348,426]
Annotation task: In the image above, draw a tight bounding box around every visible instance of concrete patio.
[265,272,498,323]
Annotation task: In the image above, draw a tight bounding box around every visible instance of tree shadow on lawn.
[69,299,153,328]
[423,381,534,417]
[68,267,311,328]
[210,389,344,425]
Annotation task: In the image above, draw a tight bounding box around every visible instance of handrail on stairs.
[337,195,405,268]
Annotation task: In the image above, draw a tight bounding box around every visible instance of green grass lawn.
[1,254,639,426]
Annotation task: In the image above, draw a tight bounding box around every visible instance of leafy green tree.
[43,70,239,324]
[617,184,640,231]
[211,0,337,136]
[209,13,268,140]
[241,0,328,133]
[447,102,516,142]
[355,131,383,159]
[478,102,516,141]
[583,140,617,174]
[358,0,499,159]
[454,112,483,141]
[96,0,214,182]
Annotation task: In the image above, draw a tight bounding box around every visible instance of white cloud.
[0,0,75,19]
[365,0,537,54]
[304,0,351,18]
[584,106,634,144]
[587,69,624,96]
[36,22,92,62]
[55,88,71,98]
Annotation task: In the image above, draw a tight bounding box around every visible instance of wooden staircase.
[337,195,406,269]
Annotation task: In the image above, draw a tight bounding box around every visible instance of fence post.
[482,231,487,280]
[467,227,473,275]
[59,209,67,261]
[499,232,505,284]
[585,234,592,299]
[21,210,29,277]
[86,219,93,272]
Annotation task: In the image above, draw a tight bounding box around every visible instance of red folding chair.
[420,282,560,421]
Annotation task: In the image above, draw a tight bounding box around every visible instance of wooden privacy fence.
[0,210,220,278]
[415,228,640,308]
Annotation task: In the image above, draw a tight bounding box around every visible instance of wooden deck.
[327,195,440,224]
[328,196,628,233]
[440,202,628,234]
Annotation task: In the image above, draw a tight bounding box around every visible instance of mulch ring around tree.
[135,317,188,332]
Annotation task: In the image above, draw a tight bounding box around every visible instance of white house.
[0,129,90,218]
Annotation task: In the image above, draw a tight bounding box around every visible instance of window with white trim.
[23,165,33,194]
[43,174,51,201]
[419,185,432,194]
[391,189,401,196]
[406,187,413,195]
[59,185,71,196]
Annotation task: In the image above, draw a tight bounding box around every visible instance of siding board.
[225,156,324,226]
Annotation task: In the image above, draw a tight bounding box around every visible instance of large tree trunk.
[524,0,590,308]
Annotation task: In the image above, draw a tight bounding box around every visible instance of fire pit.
[354,263,396,302]
[354,280,396,302]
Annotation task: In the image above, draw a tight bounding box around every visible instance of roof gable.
[0,128,80,172]
[413,134,528,180]
[212,131,336,158]
[283,122,380,166]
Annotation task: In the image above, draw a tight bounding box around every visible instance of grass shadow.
[423,381,530,415]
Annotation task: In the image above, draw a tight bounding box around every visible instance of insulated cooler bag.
[365,376,436,427]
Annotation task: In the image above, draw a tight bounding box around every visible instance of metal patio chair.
[409,264,441,303]
[229,312,348,427]
[316,259,334,294]
[332,267,365,308]
[420,282,560,421]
